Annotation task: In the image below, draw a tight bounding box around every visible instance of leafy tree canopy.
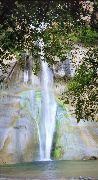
[0,0,98,122]
[0,0,81,62]
[1,0,97,63]
[68,47,98,122]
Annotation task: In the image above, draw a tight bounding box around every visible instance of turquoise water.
[0,160,98,179]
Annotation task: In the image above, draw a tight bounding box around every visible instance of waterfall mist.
[40,61,57,160]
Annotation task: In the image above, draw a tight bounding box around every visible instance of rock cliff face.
[53,59,72,79]
[52,102,98,160]
[0,46,97,164]
[1,88,98,164]
[0,57,40,164]
[0,89,39,164]
[0,60,39,164]
[53,45,87,80]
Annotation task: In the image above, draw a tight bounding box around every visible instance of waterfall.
[23,54,33,84]
[24,70,29,83]
[40,61,57,160]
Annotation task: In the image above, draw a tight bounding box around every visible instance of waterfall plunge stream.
[40,61,57,160]
[38,38,57,160]
[23,36,57,160]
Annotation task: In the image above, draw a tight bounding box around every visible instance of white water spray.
[39,39,57,160]
[24,71,29,83]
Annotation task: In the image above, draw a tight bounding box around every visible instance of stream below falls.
[0,160,98,179]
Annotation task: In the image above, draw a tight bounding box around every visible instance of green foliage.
[0,0,98,65]
[67,26,98,46]
[68,47,98,122]
[78,27,98,45]
[0,0,98,123]
[0,0,82,72]
[68,66,95,93]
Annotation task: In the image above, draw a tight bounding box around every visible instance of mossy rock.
[52,145,64,159]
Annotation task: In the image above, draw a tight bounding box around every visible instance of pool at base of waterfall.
[0,160,98,179]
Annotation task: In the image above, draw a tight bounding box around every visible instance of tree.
[68,47,98,122]
[0,0,81,70]
[0,0,98,122]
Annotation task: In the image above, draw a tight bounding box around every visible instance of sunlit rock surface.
[0,84,98,164]
[0,58,98,164]
[53,45,88,79]
[0,60,40,164]
[0,87,40,164]
[54,103,98,160]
